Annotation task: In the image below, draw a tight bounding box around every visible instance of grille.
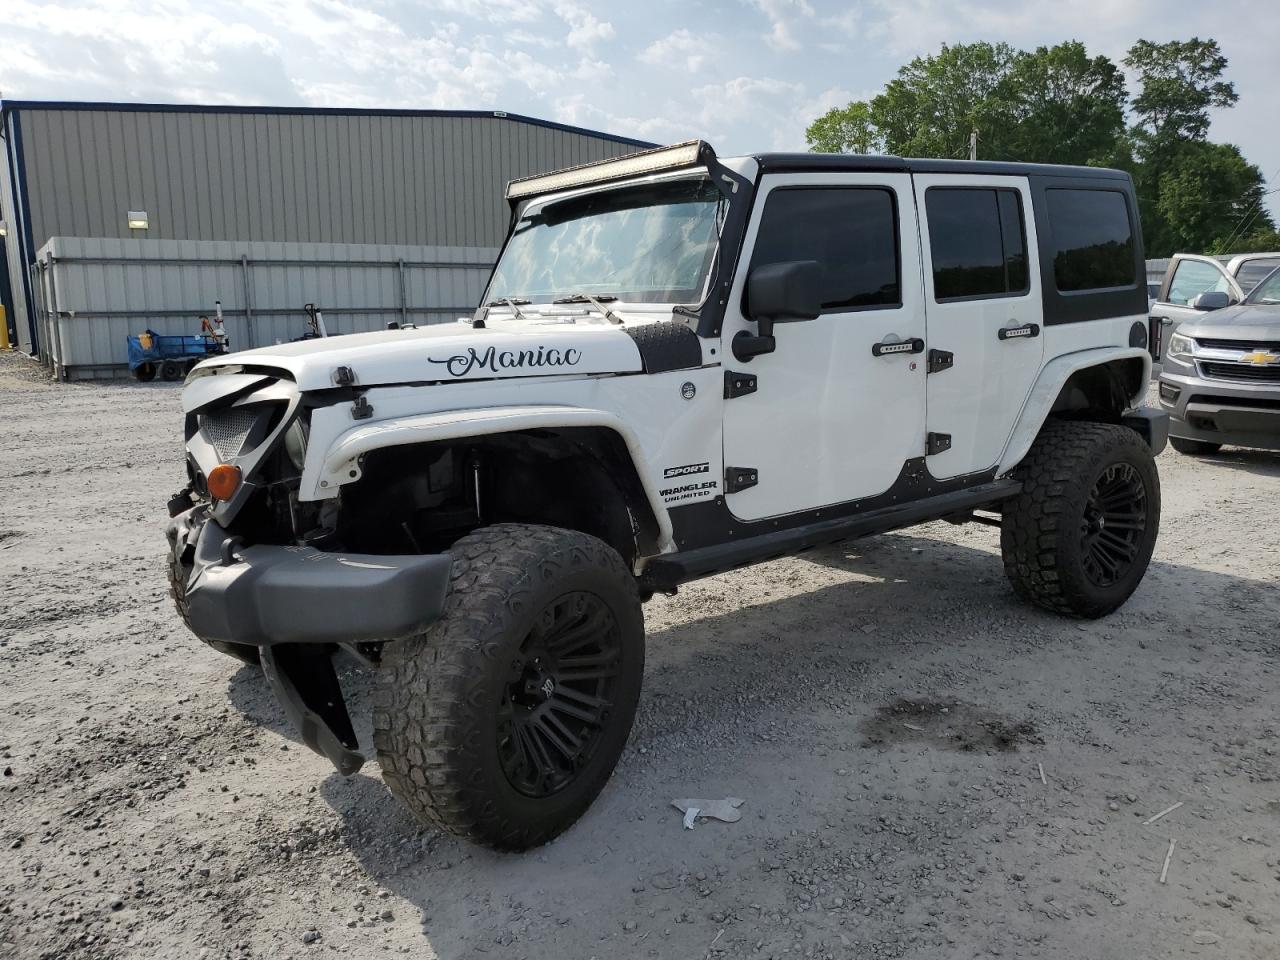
[1195,337,1280,351]
[1189,393,1280,411]
[1198,361,1280,384]
[199,408,262,459]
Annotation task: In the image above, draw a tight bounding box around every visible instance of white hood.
[191,321,645,391]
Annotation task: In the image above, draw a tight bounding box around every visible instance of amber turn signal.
[207,463,242,501]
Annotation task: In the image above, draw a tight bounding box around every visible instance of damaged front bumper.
[167,508,453,775]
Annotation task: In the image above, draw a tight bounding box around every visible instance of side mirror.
[1191,291,1230,311]
[733,260,822,362]
[747,260,823,325]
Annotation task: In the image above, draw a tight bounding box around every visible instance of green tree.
[1150,141,1273,253]
[999,42,1129,166]
[806,101,881,154]
[1124,38,1237,145]
[1124,38,1270,255]
[806,41,1128,166]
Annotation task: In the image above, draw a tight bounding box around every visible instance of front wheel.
[1001,420,1160,619]
[373,524,644,851]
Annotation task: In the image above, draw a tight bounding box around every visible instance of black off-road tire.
[373,524,644,851]
[1169,436,1221,456]
[166,550,261,665]
[160,360,183,381]
[134,362,157,382]
[1001,420,1160,619]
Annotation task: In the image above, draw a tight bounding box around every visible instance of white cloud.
[752,0,816,51]
[553,2,615,49]
[637,29,710,73]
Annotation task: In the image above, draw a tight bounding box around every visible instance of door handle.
[997,322,1040,341]
[871,337,924,357]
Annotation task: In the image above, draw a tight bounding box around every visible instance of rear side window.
[926,188,1028,300]
[749,187,900,312]
[1047,189,1136,292]
[1166,259,1232,305]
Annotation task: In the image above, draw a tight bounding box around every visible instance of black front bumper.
[168,509,454,775]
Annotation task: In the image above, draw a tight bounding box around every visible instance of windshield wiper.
[552,293,622,325]
[475,296,532,327]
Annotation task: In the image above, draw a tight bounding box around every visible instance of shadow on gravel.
[1185,447,1280,477]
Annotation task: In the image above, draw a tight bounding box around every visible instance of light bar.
[506,140,711,201]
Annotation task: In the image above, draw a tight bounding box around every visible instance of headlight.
[1167,333,1196,359]
[284,418,309,470]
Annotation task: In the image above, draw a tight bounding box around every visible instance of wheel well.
[334,426,660,566]
[1048,358,1145,422]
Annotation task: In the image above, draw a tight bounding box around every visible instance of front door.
[913,175,1044,479]
[1151,255,1244,371]
[721,173,927,521]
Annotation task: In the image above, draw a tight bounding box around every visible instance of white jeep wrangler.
[166,141,1167,850]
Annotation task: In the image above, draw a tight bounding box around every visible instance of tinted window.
[1166,260,1231,305]
[1047,189,1135,292]
[1236,258,1280,293]
[749,188,900,311]
[926,188,1028,300]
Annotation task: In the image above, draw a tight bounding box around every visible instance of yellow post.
[0,306,9,350]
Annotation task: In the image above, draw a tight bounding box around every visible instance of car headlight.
[1167,333,1196,359]
[284,418,309,470]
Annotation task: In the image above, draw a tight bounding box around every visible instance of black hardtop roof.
[752,152,1130,181]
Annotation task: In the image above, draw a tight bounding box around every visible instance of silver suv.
[1156,265,1280,454]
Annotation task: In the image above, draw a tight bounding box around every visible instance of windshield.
[1245,266,1280,304]
[486,176,724,305]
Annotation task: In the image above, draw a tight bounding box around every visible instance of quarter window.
[926,188,1028,300]
[748,187,900,312]
[1166,260,1232,305]
[1047,189,1136,292]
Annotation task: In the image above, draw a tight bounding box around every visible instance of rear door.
[1151,256,1243,370]
[913,175,1043,479]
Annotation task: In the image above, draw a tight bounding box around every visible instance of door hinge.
[351,395,374,420]
[926,432,952,456]
[927,349,954,374]
[723,370,758,398]
[725,466,759,493]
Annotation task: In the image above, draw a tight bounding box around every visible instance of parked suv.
[1157,264,1280,454]
[165,142,1166,849]
[1150,251,1280,372]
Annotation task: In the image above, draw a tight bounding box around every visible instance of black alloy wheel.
[498,591,622,798]
[1079,462,1148,588]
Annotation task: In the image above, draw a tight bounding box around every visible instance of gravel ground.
[1,348,1278,960]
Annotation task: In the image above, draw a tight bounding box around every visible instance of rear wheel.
[134,362,157,382]
[374,524,644,851]
[1169,436,1221,456]
[1001,420,1160,618]
[160,360,183,381]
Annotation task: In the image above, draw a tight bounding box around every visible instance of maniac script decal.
[427,345,582,378]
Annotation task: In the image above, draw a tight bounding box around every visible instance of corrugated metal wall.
[1,104,649,359]
[1,111,33,352]
[36,236,497,379]
[16,108,642,250]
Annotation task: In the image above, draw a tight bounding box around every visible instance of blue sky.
[2,0,1277,214]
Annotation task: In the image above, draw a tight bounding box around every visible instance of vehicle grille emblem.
[1241,350,1279,366]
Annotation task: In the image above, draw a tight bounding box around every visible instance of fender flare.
[998,346,1151,476]
[313,404,675,552]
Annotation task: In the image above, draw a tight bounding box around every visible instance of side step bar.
[642,479,1022,591]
